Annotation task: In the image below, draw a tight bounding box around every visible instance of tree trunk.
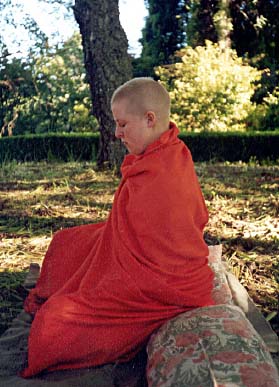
[73,0,132,171]
[214,0,232,51]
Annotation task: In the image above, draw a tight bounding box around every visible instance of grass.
[198,161,279,322]
[0,160,278,337]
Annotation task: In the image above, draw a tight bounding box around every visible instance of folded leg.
[24,222,105,315]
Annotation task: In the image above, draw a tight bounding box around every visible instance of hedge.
[0,131,278,164]
[0,133,99,163]
[179,131,279,162]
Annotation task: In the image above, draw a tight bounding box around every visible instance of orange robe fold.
[21,123,214,378]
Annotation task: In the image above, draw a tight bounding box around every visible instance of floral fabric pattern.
[147,304,279,387]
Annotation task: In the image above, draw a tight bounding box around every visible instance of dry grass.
[198,162,279,330]
[0,160,278,335]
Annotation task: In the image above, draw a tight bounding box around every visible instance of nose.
[115,124,123,139]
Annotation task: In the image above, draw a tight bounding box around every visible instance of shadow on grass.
[0,181,40,192]
[0,270,28,336]
[40,194,113,209]
[205,232,279,255]
[0,214,97,237]
[0,179,117,192]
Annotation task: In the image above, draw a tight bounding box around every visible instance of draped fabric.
[21,123,214,378]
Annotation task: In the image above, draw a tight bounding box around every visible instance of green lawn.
[0,160,278,336]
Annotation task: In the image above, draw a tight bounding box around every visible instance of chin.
[127,145,146,155]
[132,150,145,156]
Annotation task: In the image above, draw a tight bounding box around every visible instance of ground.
[0,160,278,338]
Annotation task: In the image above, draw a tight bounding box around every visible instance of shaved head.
[111,77,170,128]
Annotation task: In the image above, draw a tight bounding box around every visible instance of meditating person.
[21,77,214,378]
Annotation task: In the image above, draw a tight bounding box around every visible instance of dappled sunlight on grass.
[0,236,50,271]
[0,161,118,237]
[0,160,278,335]
[198,162,279,327]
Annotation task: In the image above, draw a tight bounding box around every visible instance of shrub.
[247,86,279,131]
[0,133,99,163]
[156,41,262,132]
[0,132,278,164]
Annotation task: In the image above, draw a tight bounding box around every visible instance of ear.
[145,111,156,128]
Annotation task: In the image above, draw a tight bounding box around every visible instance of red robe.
[21,123,214,378]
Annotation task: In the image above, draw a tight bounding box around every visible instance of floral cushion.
[147,304,279,387]
[208,245,234,305]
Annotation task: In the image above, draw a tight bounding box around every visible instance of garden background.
[0,0,278,342]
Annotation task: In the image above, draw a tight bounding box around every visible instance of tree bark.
[73,0,132,171]
[214,0,232,51]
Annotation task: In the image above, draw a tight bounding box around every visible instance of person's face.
[112,99,155,155]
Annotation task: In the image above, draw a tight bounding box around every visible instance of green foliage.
[0,0,75,58]
[229,0,279,68]
[18,33,97,134]
[184,1,279,71]
[0,133,99,163]
[0,0,49,58]
[135,0,188,77]
[0,57,35,136]
[186,0,218,47]
[157,41,262,132]
[0,32,97,136]
[247,86,279,132]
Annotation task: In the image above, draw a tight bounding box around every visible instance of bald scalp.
[111,77,170,128]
